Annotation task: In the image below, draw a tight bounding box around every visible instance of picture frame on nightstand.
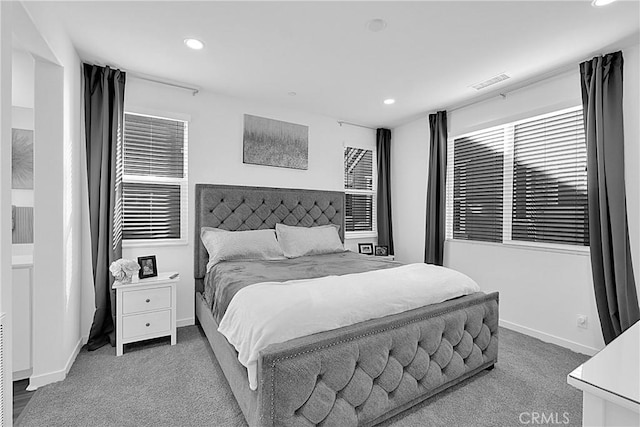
[375,246,389,256]
[358,243,374,255]
[138,255,158,279]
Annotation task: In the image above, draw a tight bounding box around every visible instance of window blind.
[124,113,185,178]
[122,182,181,240]
[344,147,375,233]
[512,107,588,246]
[453,128,504,243]
[345,194,374,232]
[122,113,187,242]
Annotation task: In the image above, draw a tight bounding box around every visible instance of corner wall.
[390,117,429,264]
[94,78,376,332]
[391,44,640,354]
[20,1,84,388]
[0,1,15,421]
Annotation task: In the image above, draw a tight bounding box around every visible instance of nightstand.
[113,272,178,356]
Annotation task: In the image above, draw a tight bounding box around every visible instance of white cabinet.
[114,272,178,356]
[12,256,33,380]
[567,322,640,426]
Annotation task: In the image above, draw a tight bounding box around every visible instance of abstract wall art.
[12,128,34,189]
[243,114,308,170]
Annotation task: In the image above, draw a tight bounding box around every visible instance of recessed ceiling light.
[383,98,395,105]
[184,38,205,50]
[592,0,617,6]
[366,19,388,32]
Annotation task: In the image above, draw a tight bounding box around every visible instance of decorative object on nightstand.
[358,243,374,255]
[375,245,389,256]
[109,258,140,284]
[137,255,158,279]
[113,271,179,356]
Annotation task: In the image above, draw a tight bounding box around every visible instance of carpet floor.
[17,326,588,427]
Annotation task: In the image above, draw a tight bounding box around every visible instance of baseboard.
[13,368,33,381]
[177,317,195,328]
[27,336,83,391]
[64,336,84,374]
[499,319,601,356]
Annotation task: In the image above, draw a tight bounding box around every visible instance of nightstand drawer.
[122,286,171,314]
[122,310,171,340]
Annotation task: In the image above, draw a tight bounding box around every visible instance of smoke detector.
[366,19,388,32]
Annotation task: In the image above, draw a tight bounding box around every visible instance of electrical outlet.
[577,315,588,329]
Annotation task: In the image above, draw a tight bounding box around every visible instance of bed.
[194,184,499,426]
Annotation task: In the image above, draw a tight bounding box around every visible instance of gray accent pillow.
[275,223,345,258]
[201,227,285,272]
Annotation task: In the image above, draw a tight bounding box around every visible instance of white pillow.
[201,227,285,272]
[275,223,344,258]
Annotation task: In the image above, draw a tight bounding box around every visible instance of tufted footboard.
[251,291,499,426]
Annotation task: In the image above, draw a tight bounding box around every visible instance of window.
[344,146,376,235]
[122,112,188,243]
[452,127,505,243]
[447,106,588,248]
[512,108,588,246]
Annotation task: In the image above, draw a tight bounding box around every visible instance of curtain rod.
[447,93,508,113]
[337,121,376,130]
[128,72,200,96]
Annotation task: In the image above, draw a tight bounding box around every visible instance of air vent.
[470,73,510,90]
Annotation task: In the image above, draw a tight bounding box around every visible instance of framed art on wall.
[243,114,309,170]
[12,128,34,189]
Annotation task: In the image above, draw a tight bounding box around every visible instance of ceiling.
[29,1,640,127]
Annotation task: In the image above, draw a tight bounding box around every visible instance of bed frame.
[194,184,499,426]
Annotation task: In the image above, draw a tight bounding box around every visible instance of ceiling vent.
[470,73,510,90]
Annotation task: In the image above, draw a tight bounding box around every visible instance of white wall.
[391,44,640,355]
[0,1,15,420]
[391,116,429,263]
[109,78,376,329]
[12,49,33,109]
[11,106,34,211]
[623,44,639,288]
[20,1,84,388]
[11,51,34,254]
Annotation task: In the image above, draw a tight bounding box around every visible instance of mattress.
[219,262,481,390]
[204,251,400,323]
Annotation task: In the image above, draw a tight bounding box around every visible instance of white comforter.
[217,263,480,390]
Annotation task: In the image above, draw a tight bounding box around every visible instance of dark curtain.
[84,63,125,351]
[580,51,640,344]
[425,111,447,265]
[376,128,394,255]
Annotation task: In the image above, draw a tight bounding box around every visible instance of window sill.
[123,239,189,249]
[445,238,590,256]
[345,232,377,240]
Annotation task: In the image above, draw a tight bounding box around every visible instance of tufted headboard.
[194,184,345,291]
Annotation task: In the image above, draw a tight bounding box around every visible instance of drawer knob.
[145,323,150,327]
[145,299,150,303]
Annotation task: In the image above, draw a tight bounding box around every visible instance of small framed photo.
[375,246,389,256]
[358,243,374,255]
[138,255,158,279]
